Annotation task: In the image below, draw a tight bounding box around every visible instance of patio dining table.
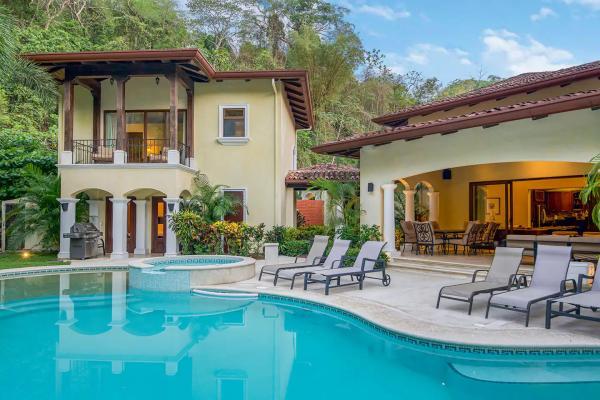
[435,229,465,254]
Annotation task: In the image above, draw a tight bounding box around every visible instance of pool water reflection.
[0,271,599,400]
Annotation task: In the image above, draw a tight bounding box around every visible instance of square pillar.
[164,198,180,256]
[57,198,79,259]
[62,79,74,152]
[114,76,128,151]
[167,73,178,149]
[109,198,129,260]
[133,200,147,255]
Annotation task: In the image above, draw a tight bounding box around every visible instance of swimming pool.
[1,270,599,400]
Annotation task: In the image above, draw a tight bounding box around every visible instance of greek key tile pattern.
[0,266,128,279]
[259,293,600,357]
[149,256,242,267]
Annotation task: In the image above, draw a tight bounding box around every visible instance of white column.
[111,271,127,324]
[110,198,129,260]
[58,273,75,323]
[164,198,180,256]
[381,184,397,252]
[133,200,147,255]
[57,198,78,259]
[403,190,416,222]
[427,191,440,224]
[86,200,102,229]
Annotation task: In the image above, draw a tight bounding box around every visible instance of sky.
[332,0,600,83]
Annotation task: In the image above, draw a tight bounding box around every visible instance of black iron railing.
[127,138,170,163]
[72,139,116,164]
[71,139,191,166]
[178,141,191,167]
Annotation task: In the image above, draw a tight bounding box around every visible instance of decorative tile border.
[0,265,128,279]
[259,293,600,357]
[149,256,242,267]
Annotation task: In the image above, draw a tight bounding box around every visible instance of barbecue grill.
[63,222,103,260]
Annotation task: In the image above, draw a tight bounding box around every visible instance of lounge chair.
[485,245,574,327]
[436,247,524,315]
[304,241,388,295]
[276,239,351,289]
[505,234,536,258]
[545,269,600,328]
[258,235,329,284]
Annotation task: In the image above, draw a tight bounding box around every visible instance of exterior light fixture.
[61,202,69,212]
[167,202,175,213]
[156,76,160,85]
[367,183,374,192]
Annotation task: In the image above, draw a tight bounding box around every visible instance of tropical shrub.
[581,154,600,230]
[169,210,206,254]
[182,173,241,223]
[309,178,361,228]
[169,210,265,257]
[265,225,332,256]
[6,165,60,250]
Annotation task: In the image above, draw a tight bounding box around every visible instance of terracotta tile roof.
[313,89,600,157]
[285,163,360,187]
[373,60,600,126]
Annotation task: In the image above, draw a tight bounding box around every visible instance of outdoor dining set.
[399,220,499,256]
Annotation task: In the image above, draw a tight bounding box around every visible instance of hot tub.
[128,255,256,291]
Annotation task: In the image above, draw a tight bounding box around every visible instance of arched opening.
[179,189,192,200]
[400,161,592,235]
[413,181,434,222]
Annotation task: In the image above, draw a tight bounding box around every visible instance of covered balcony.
[27,49,209,168]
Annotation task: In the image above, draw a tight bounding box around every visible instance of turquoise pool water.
[1,270,599,400]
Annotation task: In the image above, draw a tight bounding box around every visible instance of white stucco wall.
[62,77,299,228]
[360,107,600,226]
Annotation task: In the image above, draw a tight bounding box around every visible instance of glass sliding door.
[102,109,186,163]
[126,112,145,162]
[146,111,168,162]
[470,181,513,230]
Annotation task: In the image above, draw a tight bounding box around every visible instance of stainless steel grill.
[63,223,103,260]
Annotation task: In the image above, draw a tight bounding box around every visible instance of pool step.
[192,289,258,299]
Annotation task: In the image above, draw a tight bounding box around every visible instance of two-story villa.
[26,49,313,259]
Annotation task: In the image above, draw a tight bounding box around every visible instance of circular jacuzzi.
[129,255,256,291]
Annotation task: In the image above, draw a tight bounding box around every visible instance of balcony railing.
[72,139,116,164]
[71,139,191,166]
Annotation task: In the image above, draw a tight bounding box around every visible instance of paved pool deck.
[209,259,600,348]
[6,255,600,348]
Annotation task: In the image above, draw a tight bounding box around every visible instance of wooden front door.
[127,198,136,254]
[151,197,166,254]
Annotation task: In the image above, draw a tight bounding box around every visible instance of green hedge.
[265,224,383,260]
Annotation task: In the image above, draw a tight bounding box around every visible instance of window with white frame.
[219,105,249,144]
[223,189,246,222]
